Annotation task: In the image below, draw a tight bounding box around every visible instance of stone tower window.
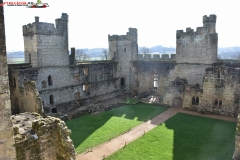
[83,67,89,76]
[83,84,90,94]
[120,77,125,87]
[217,70,221,82]
[192,97,195,105]
[48,75,53,85]
[153,75,158,92]
[50,95,54,104]
[196,97,199,105]
[124,48,126,52]
[219,100,222,107]
[29,53,31,64]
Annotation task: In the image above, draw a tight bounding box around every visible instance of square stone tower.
[108,28,138,91]
[176,15,218,64]
[23,13,69,67]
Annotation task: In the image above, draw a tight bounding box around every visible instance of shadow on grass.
[105,113,236,160]
[165,113,236,160]
[65,102,168,154]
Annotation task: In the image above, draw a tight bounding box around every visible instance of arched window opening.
[50,95,54,105]
[83,67,89,76]
[192,97,196,105]
[153,74,158,91]
[217,70,221,82]
[219,100,222,107]
[121,77,125,87]
[48,75,53,85]
[196,97,199,105]
[215,99,218,105]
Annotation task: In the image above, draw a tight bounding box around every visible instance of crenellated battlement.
[176,14,218,64]
[137,54,176,61]
[176,14,217,39]
[203,14,216,26]
[108,28,137,41]
[23,13,68,36]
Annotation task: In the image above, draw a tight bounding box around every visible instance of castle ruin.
[1,4,240,159]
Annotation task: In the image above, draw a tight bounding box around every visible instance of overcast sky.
[3,0,240,51]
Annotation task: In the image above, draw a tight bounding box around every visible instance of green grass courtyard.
[106,113,236,160]
[66,103,168,154]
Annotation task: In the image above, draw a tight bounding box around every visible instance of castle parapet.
[152,54,160,60]
[171,54,176,60]
[144,54,151,60]
[23,13,68,36]
[108,28,137,41]
[176,14,217,39]
[136,54,175,61]
[162,54,169,60]
[138,54,144,60]
[203,14,216,27]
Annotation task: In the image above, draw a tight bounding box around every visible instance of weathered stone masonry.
[0,0,16,158]
[4,12,240,159]
[0,6,76,160]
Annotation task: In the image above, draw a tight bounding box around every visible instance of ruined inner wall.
[169,64,211,85]
[0,1,16,158]
[12,113,76,160]
[200,66,240,117]
[23,14,69,67]
[132,61,175,94]
[9,60,119,113]
[108,28,138,92]
[9,79,43,114]
[176,15,218,64]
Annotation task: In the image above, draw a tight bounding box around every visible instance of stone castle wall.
[9,59,120,113]
[0,0,16,158]
[169,64,211,85]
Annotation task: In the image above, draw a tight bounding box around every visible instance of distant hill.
[149,45,175,53]
[7,46,240,60]
[7,51,24,58]
[218,47,240,59]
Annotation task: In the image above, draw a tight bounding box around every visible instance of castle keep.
[2,11,240,159]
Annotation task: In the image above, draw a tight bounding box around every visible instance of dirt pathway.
[77,100,237,160]
[76,106,180,160]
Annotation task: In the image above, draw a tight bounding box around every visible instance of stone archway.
[173,97,183,108]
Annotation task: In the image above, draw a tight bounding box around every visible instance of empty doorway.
[173,97,183,108]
